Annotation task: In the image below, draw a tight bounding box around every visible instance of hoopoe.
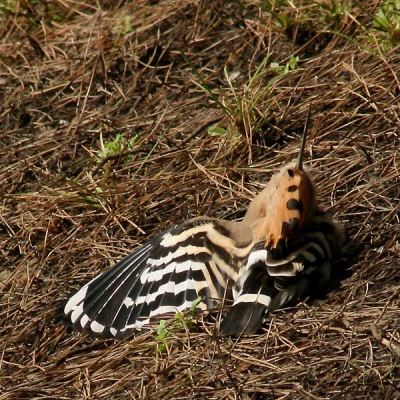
[62,106,346,338]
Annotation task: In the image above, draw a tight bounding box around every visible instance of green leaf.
[270,62,282,70]
[208,125,227,136]
[288,55,299,71]
[190,296,202,314]
[156,320,170,341]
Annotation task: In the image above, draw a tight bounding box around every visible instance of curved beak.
[296,103,312,171]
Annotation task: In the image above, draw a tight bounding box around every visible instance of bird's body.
[62,107,346,339]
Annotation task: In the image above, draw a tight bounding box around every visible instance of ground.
[0,0,399,399]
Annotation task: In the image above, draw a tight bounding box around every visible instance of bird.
[62,105,346,339]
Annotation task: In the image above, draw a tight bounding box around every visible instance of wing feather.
[63,218,250,338]
[63,210,344,338]
[219,213,343,335]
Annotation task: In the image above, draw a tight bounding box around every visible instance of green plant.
[85,171,104,194]
[372,0,400,44]
[97,133,137,164]
[270,54,299,73]
[317,0,352,28]
[207,125,228,137]
[175,295,202,327]
[74,171,117,210]
[155,320,170,353]
[112,15,134,36]
[153,297,202,353]
[193,54,300,139]
[258,0,292,31]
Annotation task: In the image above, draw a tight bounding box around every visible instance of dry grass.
[1,0,399,399]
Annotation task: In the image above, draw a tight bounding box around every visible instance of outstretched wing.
[63,217,253,339]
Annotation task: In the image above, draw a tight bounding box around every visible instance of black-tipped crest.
[251,103,316,250]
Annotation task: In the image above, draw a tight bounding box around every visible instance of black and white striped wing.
[220,247,273,335]
[219,214,342,335]
[62,218,250,339]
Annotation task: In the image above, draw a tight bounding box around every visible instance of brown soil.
[1,1,399,399]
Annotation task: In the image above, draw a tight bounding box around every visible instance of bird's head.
[244,104,317,249]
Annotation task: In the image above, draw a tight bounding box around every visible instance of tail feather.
[220,262,274,335]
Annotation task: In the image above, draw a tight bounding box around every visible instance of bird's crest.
[264,104,316,249]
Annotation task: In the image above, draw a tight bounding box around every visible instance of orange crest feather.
[264,104,314,249]
[264,163,315,249]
